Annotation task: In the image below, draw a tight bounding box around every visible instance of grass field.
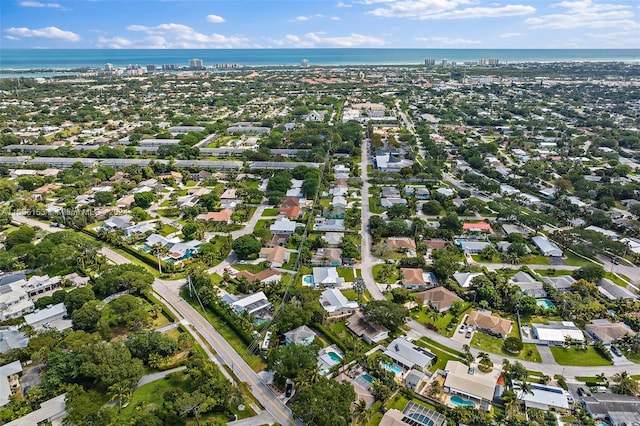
[262,208,280,216]
[412,304,471,338]
[372,264,399,284]
[471,331,542,363]
[549,346,613,366]
[564,252,600,267]
[337,267,355,282]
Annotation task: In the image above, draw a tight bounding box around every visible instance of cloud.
[206,14,225,23]
[525,0,639,30]
[289,14,330,22]
[367,0,535,20]
[585,30,640,47]
[336,1,352,7]
[269,32,385,47]
[331,16,342,20]
[500,32,524,38]
[18,1,63,8]
[4,26,80,41]
[415,36,481,46]
[119,23,249,48]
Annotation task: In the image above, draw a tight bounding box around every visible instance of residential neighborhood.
[0,59,639,426]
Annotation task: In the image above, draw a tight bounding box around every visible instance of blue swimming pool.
[327,351,342,363]
[361,373,374,383]
[303,275,313,285]
[408,413,437,426]
[381,362,403,374]
[450,395,476,407]
[536,299,555,309]
[597,422,608,426]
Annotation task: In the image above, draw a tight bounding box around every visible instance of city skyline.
[1,0,639,49]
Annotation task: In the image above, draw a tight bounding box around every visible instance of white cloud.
[525,0,639,30]
[121,23,249,48]
[289,14,329,22]
[331,16,342,20]
[336,1,352,7]
[415,36,481,46]
[500,32,524,38]
[367,0,535,20]
[19,1,63,8]
[269,32,385,47]
[206,14,225,23]
[4,26,80,41]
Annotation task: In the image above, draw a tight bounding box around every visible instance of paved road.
[99,247,132,265]
[358,137,385,301]
[153,278,294,426]
[12,214,62,233]
[135,366,187,388]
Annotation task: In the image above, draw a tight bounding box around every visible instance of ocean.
[1,48,639,74]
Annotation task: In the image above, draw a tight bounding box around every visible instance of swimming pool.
[381,362,403,375]
[408,413,437,426]
[597,422,608,426]
[327,351,343,363]
[303,275,314,285]
[361,373,374,383]
[536,299,555,309]
[450,395,475,407]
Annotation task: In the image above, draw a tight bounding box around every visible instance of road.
[12,214,62,233]
[359,136,385,300]
[153,278,294,425]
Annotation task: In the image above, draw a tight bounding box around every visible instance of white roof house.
[532,322,584,345]
[319,289,358,315]
[453,272,482,288]
[0,284,35,321]
[383,337,435,371]
[514,382,571,411]
[270,218,298,234]
[532,236,563,257]
[0,360,22,407]
[436,188,455,197]
[230,291,272,316]
[444,360,500,408]
[24,303,71,331]
[313,267,345,287]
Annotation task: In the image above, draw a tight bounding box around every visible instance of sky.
[1,0,639,49]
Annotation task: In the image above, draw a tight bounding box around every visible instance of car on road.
[459,324,466,333]
[465,331,472,339]
[611,346,621,356]
[577,387,585,397]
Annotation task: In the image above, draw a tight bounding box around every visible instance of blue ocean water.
[1,48,639,71]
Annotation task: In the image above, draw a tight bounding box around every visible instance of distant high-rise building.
[162,64,178,71]
[189,58,204,69]
[441,59,448,67]
[479,58,487,65]
[301,59,309,68]
[488,58,499,65]
[146,64,156,72]
[104,63,114,71]
[424,58,435,66]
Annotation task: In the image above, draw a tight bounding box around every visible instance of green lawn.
[602,272,631,287]
[337,267,355,282]
[386,393,438,412]
[372,264,399,284]
[412,304,471,338]
[471,331,542,363]
[368,198,385,214]
[262,208,279,216]
[157,224,178,237]
[414,338,465,372]
[519,254,550,265]
[549,346,613,366]
[564,252,600,267]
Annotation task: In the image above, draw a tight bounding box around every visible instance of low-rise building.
[453,272,483,289]
[532,236,563,257]
[400,268,427,290]
[312,267,344,287]
[532,321,584,345]
[284,325,317,346]
[443,360,500,411]
[259,246,290,268]
[586,320,635,345]
[5,393,66,426]
[416,286,462,313]
[0,283,35,321]
[229,291,272,317]
[466,310,512,338]
[383,337,435,372]
[319,288,358,317]
[582,393,640,425]
[0,361,22,407]
[542,275,576,292]
[24,303,71,331]
[513,382,571,412]
[346,311,389,344]
[597,278,638,301]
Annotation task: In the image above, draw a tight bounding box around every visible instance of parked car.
[611,346,621,356]
[285,382,293,397]
[465,331,472,338]
[577,387,585,397]
[459,324,466,333]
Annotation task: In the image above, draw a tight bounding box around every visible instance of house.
[511,272,546,298]
[24,303,71,331]
[453,272,483,289]
[280,196,300,208]
[322,232,344,247]
[278,206,302,219]
[333,164,350,174]
[235,268,282,285]
[443,360,500,411]
[582,393,640,425]
[381,187,401,198]
[314,218,345,232]
[123,221,156,237]
[532,321,584,345]
[0,361,22,407]
[230,291,272,317]
[381,198,407,208]
[597,278,638,301]
[311,248,342,267]
[270,218,298,234]
[167,241,200,261]
[414,188,431,199]
[513,382,571,412]
[383,337,435,372]
[103,214,133,231]
[458,240,491,254]
[436,188,454,197]
[116,194,135,209]
[259,246,290,268]
[19,275,62,297]
[416,286,462,313]
[404,369,427,391]
[284,325,317,346]
[62,273,90,287]
[502,223,530,236]
[425,239,447,250]
[463,222,493,233]
[586,320,635,345]
[197,209,234,223]
[532,236,563,257]
[379,402,446,426]
[305,110,327,122]
[387,237,416,251]
[466,310,512,338]
[0,328,28,354]
[541,275,576,292]
[400,268,427,290]
[312,267,344,287]
[0,284,33,321]
[346,312,389,344]
[319,288,358,317]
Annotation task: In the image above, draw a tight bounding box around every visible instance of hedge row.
[312,322,348,353]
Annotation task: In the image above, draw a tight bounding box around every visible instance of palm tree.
[151,242,168,273]
[541,375,551,385]
[612,371,639,395]
[108,382,132,412]
[353,400,369,426]
[596,373,608,386]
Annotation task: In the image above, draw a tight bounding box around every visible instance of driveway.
[536,344,557,365]
[549,257,566,266]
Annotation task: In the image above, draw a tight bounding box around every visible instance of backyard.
[470,329,542,363]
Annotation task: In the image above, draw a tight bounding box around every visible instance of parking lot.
[451,315,475,343]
